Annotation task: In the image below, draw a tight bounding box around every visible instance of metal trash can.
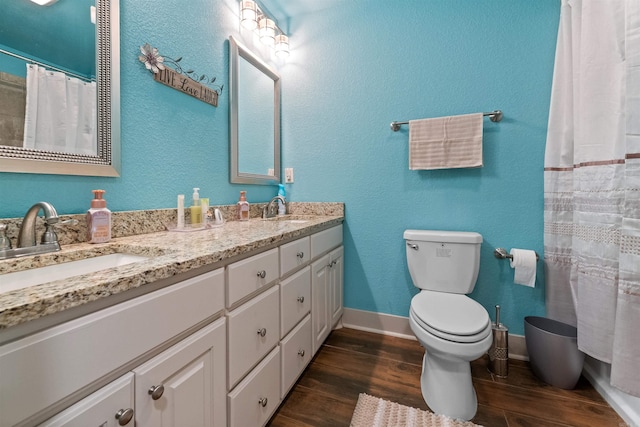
[489,305,508,378]
[524,316,584,389]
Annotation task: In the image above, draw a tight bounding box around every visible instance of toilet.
[404,229,492,421]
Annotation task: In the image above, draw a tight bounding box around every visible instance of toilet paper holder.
[494,247,539,262]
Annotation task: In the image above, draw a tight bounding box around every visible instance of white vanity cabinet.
[0,268,226,427]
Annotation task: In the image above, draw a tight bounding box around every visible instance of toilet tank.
[404,230,482,294]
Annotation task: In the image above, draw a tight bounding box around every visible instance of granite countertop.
[0,214,343,330]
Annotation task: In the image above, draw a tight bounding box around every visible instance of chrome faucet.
[18,202,60,248]
[0,202,64,260]
[262,196,286,219]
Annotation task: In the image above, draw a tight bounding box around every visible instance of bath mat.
[350,393,483,427]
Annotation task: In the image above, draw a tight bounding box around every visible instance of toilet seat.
[410,291,490,343]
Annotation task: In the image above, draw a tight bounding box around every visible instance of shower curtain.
[544,0,640,397]
[23,64,97,156]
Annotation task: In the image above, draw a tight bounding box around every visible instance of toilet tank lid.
[403,230,482,244]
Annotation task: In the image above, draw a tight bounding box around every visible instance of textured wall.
[0,0,560,335]
[279,0,560,334]
[0,0,276,219]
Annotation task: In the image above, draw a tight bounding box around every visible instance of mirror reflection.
[0,0,120,177]
[230,36,280,185]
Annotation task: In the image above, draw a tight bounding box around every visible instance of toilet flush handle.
[407,243,419,250]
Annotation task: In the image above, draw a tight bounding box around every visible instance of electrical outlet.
[285,168,294,183]
[267,168,274,176]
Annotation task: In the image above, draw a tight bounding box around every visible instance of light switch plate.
[285,168,294,183]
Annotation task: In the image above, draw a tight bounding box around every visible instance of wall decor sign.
[138,43,223,107]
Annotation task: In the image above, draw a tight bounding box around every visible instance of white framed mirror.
[0,0,120,177]
[229,35,280,185]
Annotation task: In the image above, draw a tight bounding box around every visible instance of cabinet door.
[38,373,134,427]
[311,254,330,355]
[329,246,344,328]
[134,318,226,427]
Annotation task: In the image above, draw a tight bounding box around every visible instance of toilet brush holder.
[489,305,509,378]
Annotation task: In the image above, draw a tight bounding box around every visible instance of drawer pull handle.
[296,251,304,259]
[148,384,164,400]
[298,349,305,357]
[259,397,268,407]
[115,408,134,425]
[257,270,267,279]
[297,296,305,303]
[257,328,267,337]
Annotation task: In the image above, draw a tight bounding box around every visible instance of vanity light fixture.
[238,0,290,57]
[259,18,276,46]
[240,0,258,30]
[29,0,59,5]
[275,34,289,58]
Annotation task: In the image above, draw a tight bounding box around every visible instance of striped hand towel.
[409,113,483,170]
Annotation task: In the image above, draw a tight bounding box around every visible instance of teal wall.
[277,0,560,334]
[0,0,560,335]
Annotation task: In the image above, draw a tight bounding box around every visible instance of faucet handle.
[0,224,12,250]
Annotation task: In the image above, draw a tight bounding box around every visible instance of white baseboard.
[582,357,640,427]
[341,308,529,360]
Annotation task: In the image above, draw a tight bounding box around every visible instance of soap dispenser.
[87,189,111,243]
[191,187,202,225]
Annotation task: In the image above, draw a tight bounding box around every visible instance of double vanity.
[0,204,344,427]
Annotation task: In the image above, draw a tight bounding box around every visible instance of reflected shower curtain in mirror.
[22,64,97,156]
[544,0,640,396]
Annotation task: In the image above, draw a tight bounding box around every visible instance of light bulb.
[275,34,290,58]
[240,0,257,30]
[259,18,275,46]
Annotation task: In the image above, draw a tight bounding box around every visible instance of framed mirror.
[229,36,280,185]
[0,0,120,177]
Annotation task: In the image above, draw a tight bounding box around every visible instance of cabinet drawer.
[228,346,281,427]
[227,285,280,388]
[310,225,343,259]
[0,268,224,427]
[280,315,311,399]
[279,237,310,277]
[227,248,279,307]
[280,266,311,338]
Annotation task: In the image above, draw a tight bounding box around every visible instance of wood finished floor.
[268,328,627,427]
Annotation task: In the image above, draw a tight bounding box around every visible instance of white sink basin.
[1,253,150,294]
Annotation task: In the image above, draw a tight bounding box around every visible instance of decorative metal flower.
[138,43,165,74]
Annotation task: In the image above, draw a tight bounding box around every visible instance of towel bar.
[390,110,503,131]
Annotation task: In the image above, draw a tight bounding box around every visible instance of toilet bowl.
[409,291,492,421]
[403,229,489,421]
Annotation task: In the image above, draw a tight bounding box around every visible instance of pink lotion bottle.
[86,189,111,243]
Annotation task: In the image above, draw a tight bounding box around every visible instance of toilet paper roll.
[509,248,537,287]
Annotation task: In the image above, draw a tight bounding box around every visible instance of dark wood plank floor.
[268,327,627,427]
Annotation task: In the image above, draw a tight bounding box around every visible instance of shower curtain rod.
[0,48,94,83]
[390,110,503,131]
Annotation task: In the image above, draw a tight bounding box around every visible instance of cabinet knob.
[148,384,164,400]
[297,296,305,303]
[257,327,267,337]
[296,251,304,259]
[258,397,268,407]
[257,270,267,279]
[115,408,134,425]
[298,349,305,357]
